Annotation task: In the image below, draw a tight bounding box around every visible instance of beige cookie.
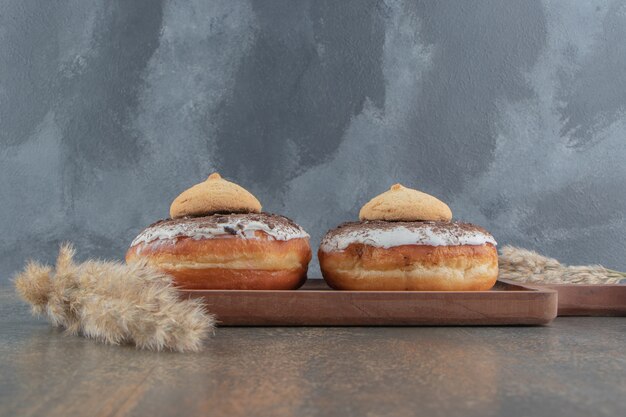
[359,183,452,222]
[170,173,262,219]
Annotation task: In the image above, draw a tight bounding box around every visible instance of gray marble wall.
[2,0,626,282]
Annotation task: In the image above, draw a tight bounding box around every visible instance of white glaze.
[131,218,309,246]
[319,223,496,252]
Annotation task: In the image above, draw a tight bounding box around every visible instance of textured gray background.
[1,0,626,283]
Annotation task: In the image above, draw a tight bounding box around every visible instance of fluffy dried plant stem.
[499,245,626,284]
[14,243,214,352]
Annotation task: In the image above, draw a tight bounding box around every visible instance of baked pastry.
[319,184,498,291]
[170,172,262,218]
[126,174,311,289]
[359,183,452,222]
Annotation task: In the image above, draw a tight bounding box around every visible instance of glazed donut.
[318,221,498,291]
[126,213,312,290]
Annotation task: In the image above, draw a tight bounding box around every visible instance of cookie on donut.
[126,173,312,290]
[319,184,498,291]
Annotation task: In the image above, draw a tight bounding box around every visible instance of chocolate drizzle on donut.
[320,220,496,252]
[328,220,490,236]
[131,213,309,246]
[223,226,238,235]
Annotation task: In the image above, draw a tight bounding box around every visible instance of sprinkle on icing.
[131,213,309,246]
[320,221,496,252]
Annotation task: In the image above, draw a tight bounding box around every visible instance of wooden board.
[181,279,557,326]
[528,283,626,316]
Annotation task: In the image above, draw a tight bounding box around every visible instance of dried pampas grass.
[14,243,214,352]
[499,245,626,284]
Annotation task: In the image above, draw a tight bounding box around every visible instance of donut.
[126,213,312,290]
[318,221,498,291]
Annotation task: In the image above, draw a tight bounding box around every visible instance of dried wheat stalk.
[14,243,214,352]
[499,245,626,284]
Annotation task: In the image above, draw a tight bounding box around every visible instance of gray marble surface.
[1,290,625,417]
[3,1,626,283]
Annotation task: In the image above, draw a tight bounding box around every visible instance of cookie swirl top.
[170,173,262,219]
[359,183,452,222]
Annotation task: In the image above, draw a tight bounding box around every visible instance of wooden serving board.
[529,283,626,316]
[181,279,557,326]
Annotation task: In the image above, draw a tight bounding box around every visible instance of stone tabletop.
[0,290,624,417]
